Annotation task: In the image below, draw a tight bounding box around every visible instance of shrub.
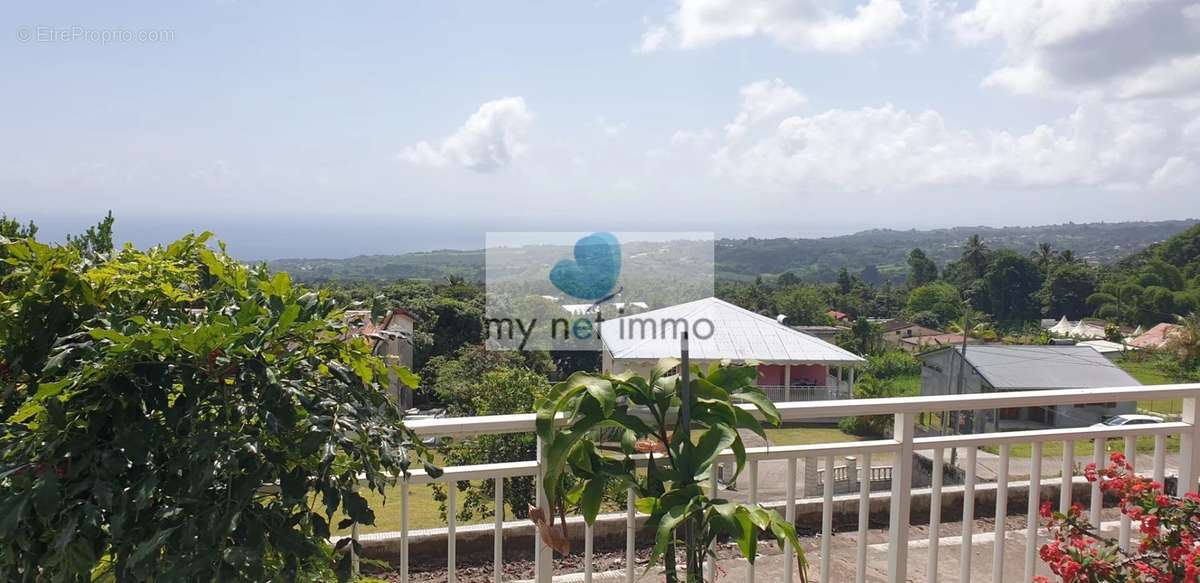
[837,375,898,437]
[866,350,920,379]
[0,233,434,581]
[1038,452,1200,582]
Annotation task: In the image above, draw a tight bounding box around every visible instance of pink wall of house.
[756,364,829,386]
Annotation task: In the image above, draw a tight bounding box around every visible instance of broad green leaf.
[690,423,737,479]
[580,478,605,524]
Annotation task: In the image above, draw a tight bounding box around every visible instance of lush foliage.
[1038,453,1200,582]
[836,375,900,437]
[866,350,921,379]
[0,232,434,582]
[535,361,806,582]
[432,365,549,521]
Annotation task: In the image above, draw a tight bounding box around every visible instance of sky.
[2,1,1199,259]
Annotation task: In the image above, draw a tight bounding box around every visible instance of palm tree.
[943,307,990,457]
[963,234,989,277]
[1168,312,1200,367]
[1032,242,1057,271]
[1059,249,1077,264]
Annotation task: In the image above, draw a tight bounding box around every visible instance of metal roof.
[600,297,866,365]
[940,345,1141,390]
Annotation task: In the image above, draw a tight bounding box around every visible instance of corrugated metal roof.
[948,345,1140,389]
[600,297,866,364]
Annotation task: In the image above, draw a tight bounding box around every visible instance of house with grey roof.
[919,345,1140,428]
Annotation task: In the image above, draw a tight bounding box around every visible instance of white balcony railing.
[759,384,851,402]
[352,383,1200,583]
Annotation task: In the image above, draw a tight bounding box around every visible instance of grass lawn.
[891,373,921,397]
[982,434,1180,458]
[765,426,864,446]
[331,480,519,536]
[1119,358,1181,415]
[764,425,895,464]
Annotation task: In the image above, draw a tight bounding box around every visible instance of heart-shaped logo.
[549,232,621,301]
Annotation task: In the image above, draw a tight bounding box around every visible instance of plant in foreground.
[535,359,807,583]
[1037,452,1200,582]
[0,233,437,582]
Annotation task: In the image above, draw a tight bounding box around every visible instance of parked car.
[1092,413,1163,428]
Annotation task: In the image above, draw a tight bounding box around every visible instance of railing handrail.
[406,383,1200,437]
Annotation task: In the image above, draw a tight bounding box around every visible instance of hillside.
[268,219,1197,283]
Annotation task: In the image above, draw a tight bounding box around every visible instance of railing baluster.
[1023,442,1043,582]
[494,478,503,583]
[821,454,834,583]
[1090,437,1103,527]
[960,447,977,583]
[747,459,759,582]
[535,437,551,583]
[1153,434,1166,485]
[350,514,360,577]
[400,479,409,583]
[448,483,457,583]
[708,466,717,581]
[992,444,1009,583]
[1061,439,1073,513]
[926,448,942,583]
[887,412,914,583]
[1120,436,1135,551]
[1183,398,1200,495]
[786,458,797,583]
[626,487,635,583]
[856,452,872,583]
[584,522,593,583]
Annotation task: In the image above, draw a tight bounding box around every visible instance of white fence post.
[535,436,553,583]
[1182,398,1200,495]
[887,412,914,583]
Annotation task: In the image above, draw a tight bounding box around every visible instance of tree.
[434,367,548,521]
[773,285,829,325]
[907,248,938,287]
[535,362,806,583]
[1031,242,1057,272]
[1039,262,1097,319]
[962,234,990,278]
[836,318,882,355]
[0,233,436,581]
[837,375,898,437]
[836,268,853,295]
[776,271,801,287]
[1167,312,1200,369]
[0,215,36,239]
[983,250,1043,323]
[905,282,962,326]
[65,210,115,258]
[860,264,883,286]
[1088,282,1143,325]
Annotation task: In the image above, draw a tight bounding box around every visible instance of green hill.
[268,219,1197,284]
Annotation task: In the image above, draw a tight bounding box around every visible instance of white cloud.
[399,97,533,172]
[725,79,807,140]
[640,0,909,53]
[952,0,1200,99]
[594,116,628,136]
[668,81,1200,194]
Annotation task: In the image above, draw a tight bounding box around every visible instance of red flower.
[1040,499,1053,519]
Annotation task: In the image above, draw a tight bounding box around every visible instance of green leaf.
[731,387,782,426]
[690,423,737,480]
[580,478,605,524]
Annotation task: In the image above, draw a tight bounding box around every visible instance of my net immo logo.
[485,232,714,351]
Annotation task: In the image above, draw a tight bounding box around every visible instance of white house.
[599,297,866,401]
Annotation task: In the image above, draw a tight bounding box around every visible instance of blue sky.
[3,1,1198,258]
